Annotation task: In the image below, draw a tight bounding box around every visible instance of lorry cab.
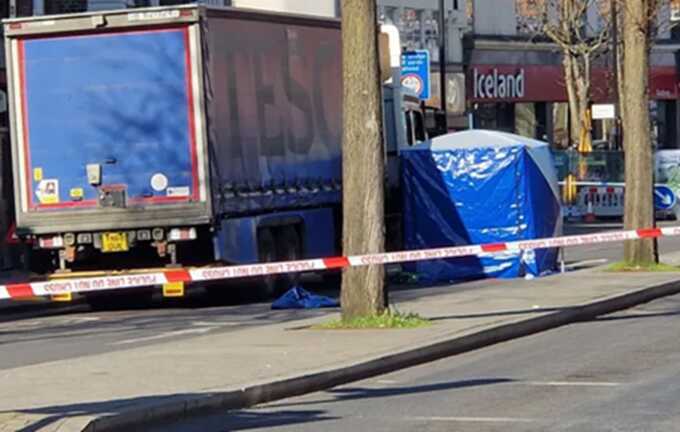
[403,93,428,147]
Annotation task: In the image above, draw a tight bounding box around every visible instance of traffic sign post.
[654,185,677,210]
[400,50,431,100]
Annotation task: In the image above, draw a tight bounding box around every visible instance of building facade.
[376,0,469,127]
[2,0,680,148]
[467,0,680,151]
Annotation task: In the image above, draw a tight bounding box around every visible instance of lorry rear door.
[4,7,210,234]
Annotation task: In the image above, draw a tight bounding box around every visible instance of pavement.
[3,249,680,432]
[144,293,680,432]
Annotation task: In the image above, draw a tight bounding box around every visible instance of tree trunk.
[615,2,626,130]
[574,56,591,150]
[563,54,580,146]
[622,0,656,265]
[340,0,386,319]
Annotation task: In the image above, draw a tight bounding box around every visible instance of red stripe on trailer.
[5,224,19,245]
[481,243,507,253]
[183,27,200,202]
[7,284,34,298]
[637,228,662,239]
[18,40,34,210]
[164,269,192,283]
[323,257,350,269]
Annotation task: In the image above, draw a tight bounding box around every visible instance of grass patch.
[607,261,680,272]
[315,309,430,330]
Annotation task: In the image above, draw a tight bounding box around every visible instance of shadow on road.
[0,302,330,346]
[150,409,338,431]
[428,307,564,321]
[4,393,336,432]
[590,310,680,322]
[5,394,195,432]
[268,378,514,409]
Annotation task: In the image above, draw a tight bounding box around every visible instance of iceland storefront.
[466,41,680,154]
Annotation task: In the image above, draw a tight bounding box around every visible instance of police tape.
[0,225,677,300]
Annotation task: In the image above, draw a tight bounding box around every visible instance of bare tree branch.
[519,0,610,148]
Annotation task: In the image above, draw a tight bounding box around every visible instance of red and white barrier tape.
[1,226,677,300]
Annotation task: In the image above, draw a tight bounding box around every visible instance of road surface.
[149,293,680,432]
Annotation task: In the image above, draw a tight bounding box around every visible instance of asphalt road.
[1,221,680,372]
[149,293,680,432]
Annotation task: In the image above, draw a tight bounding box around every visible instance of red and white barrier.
[1,225,678,300]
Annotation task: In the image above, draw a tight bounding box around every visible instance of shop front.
[466,49,680,153]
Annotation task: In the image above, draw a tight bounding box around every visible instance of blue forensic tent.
[401,130,562,282]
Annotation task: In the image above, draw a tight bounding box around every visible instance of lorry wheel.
[277,226,302,294]
[256,228,279,300]
[322,271,342,290]
[84,290,153,311]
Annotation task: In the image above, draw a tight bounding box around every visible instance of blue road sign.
[401,50,431,100]
[654,185,677,210]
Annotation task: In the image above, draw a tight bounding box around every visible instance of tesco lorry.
[2,5,425,302]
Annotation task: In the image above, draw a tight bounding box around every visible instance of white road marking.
[191,321,235,327]
[112,327,218,346]
[69,317,101,323]
[375,380,398,385]
[406,416,536,423]
[565,258,609,269]
[526,381,622,387]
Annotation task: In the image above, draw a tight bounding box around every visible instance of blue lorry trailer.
[3,5,424,300]
[3,5,344,290]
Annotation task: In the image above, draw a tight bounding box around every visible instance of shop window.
[658,100,678,150]
[535,102,548,141]
[551,103,570,149]
[672,0,680,40]
[591,119,607,149]
[475,102,515,133]
[17,0,34,16]
[515,103,536,138]
[516,0,545,17]
[497,103,515,133]
[0,88,7,130]
[516,0,546,34]
[412,111,427,143]
[672,26,680,41]
[45,0,87,14]
[5,0,34,17]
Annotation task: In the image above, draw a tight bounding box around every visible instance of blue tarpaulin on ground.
[401,130,562,283]
[271,286,340,310]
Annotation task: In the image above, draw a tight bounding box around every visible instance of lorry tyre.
[84,290,153,311]
[322,271,342,290]
[277,225,302,294]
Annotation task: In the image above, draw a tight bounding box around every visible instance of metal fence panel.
[552,150,625,183]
